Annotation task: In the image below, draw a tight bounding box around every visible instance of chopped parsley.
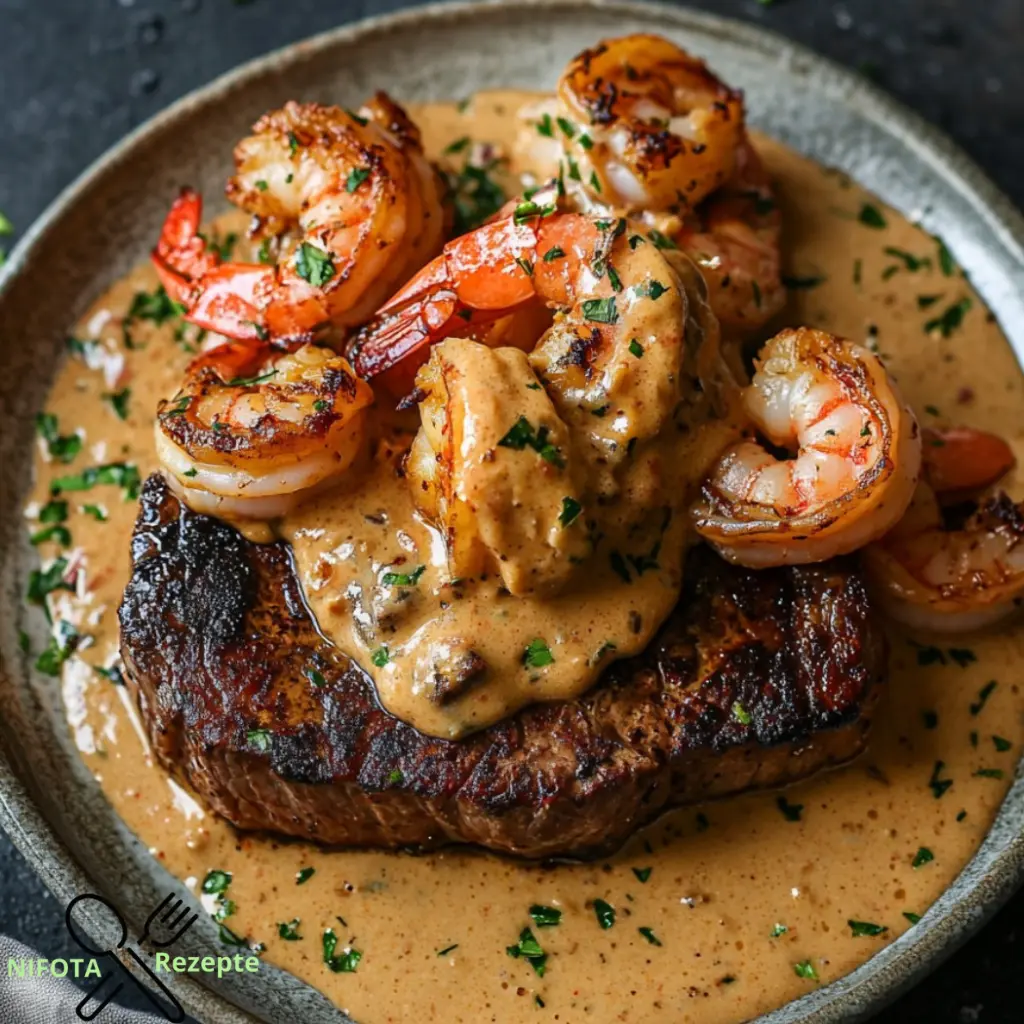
[556,116,576,138]
[39,499,68,524]
[558,496,582,528]
[303,665,326,687]
[382,564,426,587]
[444,136,470,154]
[776,796,803,822]
[247,729,272,752]
[732,702,752,726]
[27,557,74,610]
[993,736,1012,753]
[437,944,459,956]
[51,462,140,500]
[883,246,929,272]
[35,621,79,677]
[257,238,274,264]
[925,297,972,338]
[628,338,644,358]
[581,297,617,323]
[793,960,819,981]
[95,664,125,686]
[903,912,921,925]
[523,638,554,669]
[970,680,997,716]
[770,923,788,938]
[637,927,661,946]
[287,131,300,156]
[497,416,565,467]
[345,167,370,192]
[371,646,390,667]
[857,203,887,229]
[917,294,943,309]
[632,867,652,883]
[592,899,615,929]
[226,370,278,387]
[387,768,403,785]
[127,286,184,326]
[848,920,888,938]
[295,243,335,287]
[278,919,302,941]
[973,768,1005,780]
[912,846,934,869]
[217,924,247,948]
[633,279,668,301]
[543,246,565,262]
[646,229,677,250]
[296,867,315,885]
[323,929,362,973]
[936,236,955,276]
[578,133,593,150]
[201,870,232,895]
[928,760,953,799]
[529,905,562,928]
[535,113,554,137]
[515,256,534,277]
[506,927,547,977]
[782,273,826,289]
[103,388,131,421]
[30,524,71,547]
[35,413,82,464]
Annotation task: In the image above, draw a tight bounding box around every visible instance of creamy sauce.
[24,90,1024,1024]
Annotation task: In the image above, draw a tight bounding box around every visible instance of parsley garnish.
[30,524,71,547]
[543,246,565,262]
[776,796,803,822]
[993,736,1012,752]
[646,229,677,250]
[386,768,403,785]
[974,768,1004,779]
[628,338,644,358]
[36,413,83,464]
[936,236,955,276]
[581,297,617,323]
[523,638,554,669]
[506,927,547,977]
[345,167,370,193]
[857,203,887,229]
[529,905,562,927]
[323,929,362,973]
[912,847,934,868]
[51,462,140,500]
[39,499,69,524]
[970,680,997,715]
[925,297,971,337]
[202,870,232,895]
[278,919,302,940]
[35,621,79,677]
[444,136,470,154]
[226,370,278,387]
[633,279,668,300]
[578,133,593,150]
[903,912,922,924]
[382,564,426,587]
[632,867,652,883]
[295,242,335,287]
[770,923,788,938]
[304,665,326,687]
[638,927,661,946]
[593,899,615,929]
[515,256,534,277]
[848,920,888,937]
[127,285,184,325]
[437,944,459,956]
[296,867,315,885]
[793,960,819,981]
[104,388,131,421]
[558,497,582,527]
[497,416,565,467]
[27,557,74,610]
[247,729,272,752]
[371,646,390,667]
[732,702,752,726]
[535,113,554,137]
[928,760,953,799]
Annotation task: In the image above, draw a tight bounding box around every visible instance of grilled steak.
[120,475,886,859]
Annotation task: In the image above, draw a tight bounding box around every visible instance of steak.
[119,475,886,859]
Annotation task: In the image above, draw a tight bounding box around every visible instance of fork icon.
[138,893,199,948]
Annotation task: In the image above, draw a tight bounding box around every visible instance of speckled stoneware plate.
[1,2,1022,1022]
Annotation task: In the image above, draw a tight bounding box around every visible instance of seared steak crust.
[120,475,886,858]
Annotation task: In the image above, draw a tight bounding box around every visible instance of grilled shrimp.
[156,342,373,520]
[692,327,922,566]
[864,426,1023,632]
[407,338,590,595]
[354,206,698,410]
[548,34,744,213]
[152,96,447,344]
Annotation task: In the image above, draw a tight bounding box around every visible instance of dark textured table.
[1,1,1020,1022]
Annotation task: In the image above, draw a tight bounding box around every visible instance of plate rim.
[0,3,1022,1023]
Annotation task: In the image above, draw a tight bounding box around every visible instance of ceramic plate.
[1,3,1021,1022]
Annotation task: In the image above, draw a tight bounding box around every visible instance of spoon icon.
[65,893,186,1022]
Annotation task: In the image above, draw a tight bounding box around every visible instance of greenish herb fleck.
[104,388,131,421]
[202,870,232,895]
[372,646,390,667]
[776,796,803,822]
[559,497,582,528]
[638,927,661,946]
[632,867,652,883]
[848,920,888,938]
[970,680,997,716]
[581,297,618,323]
[732,702,752,726]
[247,729,272,753]
[912,847,934,869]
[506,927,547,977]
[593,899,615,929]
[974,768,1004,780]
[529,905,562,928]
[295,242,335,287]
[794,960,819,981]
[278,919,302,941]
[858,203,887,229]
[323,929,362,973]
[925,297,972,338]
[770,923,788,938]
[296,867,315,885]
[628,338,644,358]
[523,638,554,669]
[382,564,426,587]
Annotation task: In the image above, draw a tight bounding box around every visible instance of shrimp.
[692,327,922,567]
[550,34,744,214]
[863,425,1022,631]
[152,95,447,344]
[407,338,590,595]
[155,342,373,520]
[864,485,1024,633]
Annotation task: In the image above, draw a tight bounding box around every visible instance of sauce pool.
[22,90,1024,1023]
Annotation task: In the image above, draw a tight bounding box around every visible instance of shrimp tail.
[151,188,220,304]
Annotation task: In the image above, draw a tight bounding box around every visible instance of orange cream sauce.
[24,91,1024,1023]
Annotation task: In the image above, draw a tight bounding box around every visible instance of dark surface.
[0,0,1020,1020]
[119,475,881,856]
